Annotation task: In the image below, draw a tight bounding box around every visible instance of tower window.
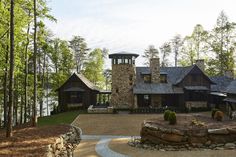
[116,88,119,93]
[118,59,122,64]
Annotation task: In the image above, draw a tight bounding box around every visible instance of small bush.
[164,110,171,121]
[211,108,219,119]
[214,111,224,121]
[168,111,177,125]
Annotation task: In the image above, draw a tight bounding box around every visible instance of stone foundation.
[44,125,82,157]
[141,121,236,146]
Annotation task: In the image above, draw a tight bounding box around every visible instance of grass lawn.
[38,110,82,127]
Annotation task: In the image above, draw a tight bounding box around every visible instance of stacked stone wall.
[151,95,162,108]
[111,64,135,108]
[44,125,82,157]
[141,121,236,146]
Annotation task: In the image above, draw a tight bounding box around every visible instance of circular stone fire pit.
[140,114,236,145]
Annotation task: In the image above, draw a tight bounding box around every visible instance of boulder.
[160,133,184,143]
[208,128,229,135]
[224,143,235,149]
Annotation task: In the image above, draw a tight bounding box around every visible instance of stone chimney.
[195,59,205,72]
[224,70,234,79]
[150,58,160,83]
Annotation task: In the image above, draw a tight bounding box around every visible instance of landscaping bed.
[0,124,70,157]
[140,114,236,149]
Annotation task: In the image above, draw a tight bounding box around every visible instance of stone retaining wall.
[44,125,82,157]
[141,121,236,145]
[87,105,113,113]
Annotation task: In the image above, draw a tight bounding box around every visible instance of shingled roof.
[136,65,194,85]
[57,73,100,92]
[210,76,234,93]
[226,80,236,94]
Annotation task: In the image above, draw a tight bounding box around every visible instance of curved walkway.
[80,135,139,157]
[96,138,129,157]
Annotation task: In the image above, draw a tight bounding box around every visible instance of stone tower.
[109,52,139,109]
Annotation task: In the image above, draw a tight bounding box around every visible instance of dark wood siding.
[58,74,99,111]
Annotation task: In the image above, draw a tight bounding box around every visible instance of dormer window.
[160,74,167,83]
[143,74,151,83]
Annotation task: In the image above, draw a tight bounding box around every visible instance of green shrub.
[168,111,177,125]
[164,110,171,121]
[214,111,224,121]
[211,108,219,119]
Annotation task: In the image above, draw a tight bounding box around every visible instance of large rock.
[208,128,229,135]
[227,128,236,134]
[160,133,185,143]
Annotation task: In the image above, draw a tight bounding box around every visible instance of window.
[160,74,167,83]
[116,88,119,93]
[144,75,151,83]
[118,59,122,64]
[124,59,129,64]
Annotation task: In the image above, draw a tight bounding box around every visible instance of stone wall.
[151,95,162,108]
[110,64,136,109]
[87,105,114,113]
[44,125,82,157]
[141,121,236,146]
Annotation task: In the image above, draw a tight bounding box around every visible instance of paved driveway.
[72,114,236,157]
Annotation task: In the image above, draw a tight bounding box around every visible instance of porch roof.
[184,86,209,91]
[224,98,236,103]
[210,92,227,97]
[133,83,184,94]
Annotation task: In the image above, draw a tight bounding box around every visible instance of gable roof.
[57,73,100,92]
[136,65,212,85]
[210,76,234,93]
[226,80,236,94]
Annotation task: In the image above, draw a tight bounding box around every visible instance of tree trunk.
[14,81,18,126]
[20,95,23,124]
[24,11,31,124]
[7,0,15,138]
[3,32,9,128]
[32,0,37,127]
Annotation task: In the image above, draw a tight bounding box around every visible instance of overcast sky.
[45,0,236,67]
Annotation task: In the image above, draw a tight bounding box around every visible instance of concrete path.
[95,138,129,157]
[76,135,139,157]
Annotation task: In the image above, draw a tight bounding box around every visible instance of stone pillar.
[195,59,205,72]
[150,58,160,83]
[134,95,138,109]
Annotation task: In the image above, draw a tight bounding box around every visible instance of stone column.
[134,95,138,109]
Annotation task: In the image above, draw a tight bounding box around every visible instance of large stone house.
[57,51,235,112]
[109,52,215,110]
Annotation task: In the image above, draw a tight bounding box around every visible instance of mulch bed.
[0,124,70,157]
[146,114,236,131]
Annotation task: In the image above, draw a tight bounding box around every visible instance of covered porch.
[184,86,209,110]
